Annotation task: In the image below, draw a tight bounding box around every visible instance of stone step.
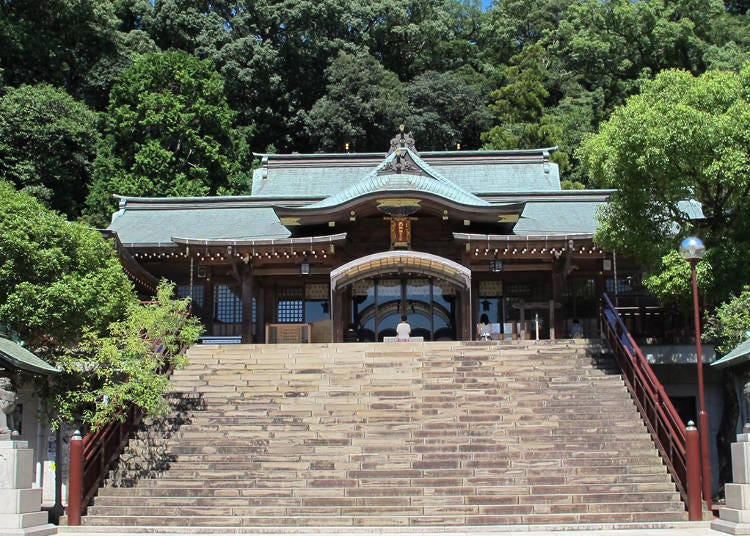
[83,342,686,528]
[87,497,687,518]
[93,489,681,507]
[158,454,662,472]
[97,479,679,499]
[80,511,687,527]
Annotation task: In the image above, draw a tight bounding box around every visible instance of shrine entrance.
[349,277,458,341]
[329,251,472,342]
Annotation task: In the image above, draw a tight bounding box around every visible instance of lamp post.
[679,236,712,513]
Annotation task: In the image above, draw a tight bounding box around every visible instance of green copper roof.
[0,337,59,375]
[110,197,290,246]
[252,147,561,198]
[302,148,490,209]
[711,337,750,369]
[515,200,605,235]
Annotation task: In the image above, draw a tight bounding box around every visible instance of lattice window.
[479,280,503,297]
[177,285,205,309]
[606,276,635,294]
[277,288,303,323]
[214,284,242,323]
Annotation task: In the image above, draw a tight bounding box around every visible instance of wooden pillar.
[332,286,345,342]
[551,271,564,339]
[460,286,472,341]
[240,267,254,344]
[256,286,265,343]
[264,285,274,343]
[205,279,215,335]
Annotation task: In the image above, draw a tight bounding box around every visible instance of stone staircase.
[76,340,688,529]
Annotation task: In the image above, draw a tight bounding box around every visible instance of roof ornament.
[382,125,420,176]
[387,125,418,156]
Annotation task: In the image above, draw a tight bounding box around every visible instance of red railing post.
[686,421,702,521]
[68,430,83,526]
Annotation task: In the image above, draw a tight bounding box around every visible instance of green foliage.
[578,67,750,276]
[642,250,713,313]
[0,84,99,218]
[85,51,244,225]
[704,286,750,355]
[303,52,405,152]
[0,0,120,101]
[550,0,715,108]
[482,45,552,150]
[480,0,573,64]
[405,67,493,150]
[54,280,203,430]
[0,0,749,202]
[0,182,136,348]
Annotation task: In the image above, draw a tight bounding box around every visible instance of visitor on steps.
[569,318,584,338]
[396,315,411,341]
[479,314,491,341]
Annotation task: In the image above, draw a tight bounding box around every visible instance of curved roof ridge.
[301,172,491,210]
[298,148,488,210]
[363,147,456,186]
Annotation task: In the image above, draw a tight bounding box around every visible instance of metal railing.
[600,293,694,510]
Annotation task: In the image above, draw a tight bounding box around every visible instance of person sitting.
[479,314,491,341]
[569,318,585,338]
[396,315,411,341]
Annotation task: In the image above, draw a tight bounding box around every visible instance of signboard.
[390,217,411,249]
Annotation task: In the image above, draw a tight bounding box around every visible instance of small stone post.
[712,424,750,533]
[0,378,56,536]
[712,377,750,534]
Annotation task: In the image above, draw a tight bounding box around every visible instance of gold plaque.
[390,217,411,248]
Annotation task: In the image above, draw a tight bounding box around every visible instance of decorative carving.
[0,377,17,436]
[387,126,418,156]
[381,127,424,175]
[376,198,421,217]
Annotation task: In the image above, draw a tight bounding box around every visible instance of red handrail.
[78,404,143,514]
[600,293,690,505]
[69,337,189,522]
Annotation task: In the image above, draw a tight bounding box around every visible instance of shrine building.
[106,130,620,344]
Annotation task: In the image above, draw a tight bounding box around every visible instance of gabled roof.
[251,147,560,198]
[284,147,490,210]
[107,134,607,245]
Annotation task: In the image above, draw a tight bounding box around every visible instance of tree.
[0,0,120,101]
[404,67,493,150]
[549,0,718,110]
[0,182,203,430]
[0,84,99,218]
[55,280,202,429]
[303,52,405,152]
[578,66,750,294]
[704,286,750,355]
[480,0,573,64]
[0,182,136,351]
[481,45,553,150]
[85,51,246,226]
[642,250,713,313]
